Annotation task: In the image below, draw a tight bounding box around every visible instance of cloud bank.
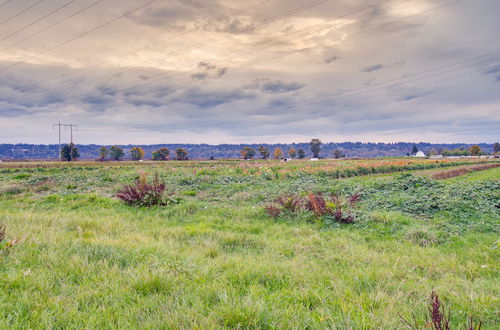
[0,0,499,144]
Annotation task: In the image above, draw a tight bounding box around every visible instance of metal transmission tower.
[52,123,78,161]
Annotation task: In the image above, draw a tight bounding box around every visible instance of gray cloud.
[172,87,256,108]
[191,62,228,80]
[245,79,305,94]
[361,64,385,72]
[0,0,499,144]
[324,55,339,64]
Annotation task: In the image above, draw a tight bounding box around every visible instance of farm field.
[0,158,498,328]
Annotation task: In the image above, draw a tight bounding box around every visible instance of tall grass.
[0,161,497,328]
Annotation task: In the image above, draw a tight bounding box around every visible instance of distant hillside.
[0,142,495,160]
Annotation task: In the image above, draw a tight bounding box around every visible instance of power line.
[153,0,415,94]
[52,123,77,161]
[0,0,13,10]
[191,58,498,126]
[73,56,492,136]
[1,0,472,113]
[0,0,161,72]
[0,0,77,43]
[0,0,279,89]
[5,0,395,104]
[0,0,104,52]
[0,0,48,26]
[86,0,458,100]
[76,51,498,133]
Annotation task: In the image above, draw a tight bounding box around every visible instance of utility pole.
[53,122,62,161]
[65,124,78,161]
[65,124,77,144]
[52,123,78,161]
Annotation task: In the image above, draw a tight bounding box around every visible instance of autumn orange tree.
[289,147,297,158]
[130,147,145,161]
[274,147,283,159]
[240,147,256,160]
[468,145,481,156]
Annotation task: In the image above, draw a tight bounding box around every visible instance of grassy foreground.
[0,159,498,328]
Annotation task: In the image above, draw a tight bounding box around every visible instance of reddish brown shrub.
[117,173,176,207]
[266,192,360,224]
[265,205,282,218]
[0,224,5,243]
[399,291,482,330]
[305,192,326,216]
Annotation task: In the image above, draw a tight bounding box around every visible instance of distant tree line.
[2,142,498,160]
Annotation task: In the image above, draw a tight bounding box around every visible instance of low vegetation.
[0,158,498,328]
[116,173,179,207]
[399,291,483,330]
[265,192,360,224]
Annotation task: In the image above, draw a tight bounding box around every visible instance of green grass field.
[0,160,498,328]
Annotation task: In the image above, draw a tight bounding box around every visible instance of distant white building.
[414,151,426,158]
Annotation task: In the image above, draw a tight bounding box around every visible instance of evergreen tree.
[297,149,306,159]
[411,145,419,156]
[61,143,80,161]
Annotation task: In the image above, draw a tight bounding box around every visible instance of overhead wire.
[6,0,398,104]
[3,0,331,104]
[0,0,105,52]
[0,0,13,10]
[0,0,162,72]
[0,0,77,43]
[92,0,461,99]
[0,0,48,26]
[1,0,280,89]
[178,59,498,128]
[2,0,488,127]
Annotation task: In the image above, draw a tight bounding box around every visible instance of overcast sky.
[0,0,499,144]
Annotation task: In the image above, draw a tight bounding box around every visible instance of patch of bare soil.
[429,163,500,180]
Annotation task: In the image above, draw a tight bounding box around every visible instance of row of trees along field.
[241,139,327,159]
[60,139,330,162]
[410,143,496,157]
[61,145,189,161]
[59,140,499,161]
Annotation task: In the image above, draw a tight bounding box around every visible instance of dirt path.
[423,163,500,180]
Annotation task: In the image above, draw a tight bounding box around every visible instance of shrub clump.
[117,173,179,207]
[404,228,439,247]
[265,192,360,224]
